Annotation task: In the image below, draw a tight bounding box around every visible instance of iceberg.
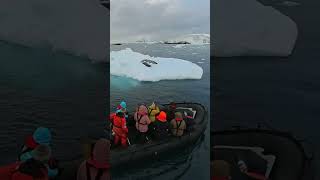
[111,48,203,82]
[212,0,298,57]
[0,0,109,61]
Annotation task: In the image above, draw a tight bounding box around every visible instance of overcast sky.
[110,0,210,43]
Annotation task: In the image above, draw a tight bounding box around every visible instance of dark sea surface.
[0,41,108,164]
[214,0,319,178]
[110,43,210,179]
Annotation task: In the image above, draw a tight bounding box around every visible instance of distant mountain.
[165,34,210,45]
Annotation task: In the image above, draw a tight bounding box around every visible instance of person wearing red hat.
[153,111,169,140]
[170,112,187,137]
[112,111,128,147]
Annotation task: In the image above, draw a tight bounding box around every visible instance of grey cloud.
[111,0,210,43]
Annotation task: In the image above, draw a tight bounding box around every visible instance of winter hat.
[120,101,127,109]
[31,144,51,162]
[156,111,167,122]
[175,112,183,121]
[33,127,52,145]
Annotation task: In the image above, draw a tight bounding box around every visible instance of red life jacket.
[112,115,128,137]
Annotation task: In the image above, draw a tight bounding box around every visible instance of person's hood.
[156,111,167,122]
[87,139,110,169]
[138,105,148,115]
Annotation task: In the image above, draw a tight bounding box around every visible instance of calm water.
[214,0,319,178]
[110,43,210,179]
[0,41,108,164]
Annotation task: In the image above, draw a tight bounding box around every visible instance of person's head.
[156,111,167,122]
[33,127,51,145]
[31,144,51,162]
[175,112,183,121]
[120,101,127,109]
[12,159,48,180]
[137,104,148,115]
[170,102,176,110]
[88,138,110,169]
[211,160,231,179]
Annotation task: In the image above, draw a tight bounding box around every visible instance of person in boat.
[211,160,231,180]
[19,127,59,178]
[170,112,187,137]
[148,102,160,123]
[77,138,110,180]
[166,102,177,121]
[153,111,169,140]
[134,104,151,143]
[117,101,128,120]
[0,158,49,180]
[182,111,195,132]
[112,111,129,147]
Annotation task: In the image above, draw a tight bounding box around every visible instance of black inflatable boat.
[211,128,315,180]
[58,102,207,179]
[111,102,208,167]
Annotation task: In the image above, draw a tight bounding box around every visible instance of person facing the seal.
[170,112,187,137]
[112,111,129,147]
[134,104,151,143]
[77,139,110,180]
[148,102,160,123]
[153,111,169,140]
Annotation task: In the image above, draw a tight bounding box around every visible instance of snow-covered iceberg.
[212,0,298,57]
[0,0,109,61]
[111,48,203,82]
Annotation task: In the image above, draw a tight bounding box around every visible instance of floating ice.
[111,48,203,82]
[212,0,298,57]
[0,0,109,61]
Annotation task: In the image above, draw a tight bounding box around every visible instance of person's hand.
[237,160,248,173]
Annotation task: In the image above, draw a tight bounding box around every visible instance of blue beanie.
[33,127,52,145]
[120,101,127,109]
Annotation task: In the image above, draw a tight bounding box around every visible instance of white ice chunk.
[111,48,203,82]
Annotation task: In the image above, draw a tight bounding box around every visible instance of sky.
[110,0,210,43]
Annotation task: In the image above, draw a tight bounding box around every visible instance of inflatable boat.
[211,128,315,180]
[111,102,208,167]
[59,102,207,179]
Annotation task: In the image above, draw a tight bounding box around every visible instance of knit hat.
[175,112,183,121]
[120,101,127,109]
[33,127,52,145]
